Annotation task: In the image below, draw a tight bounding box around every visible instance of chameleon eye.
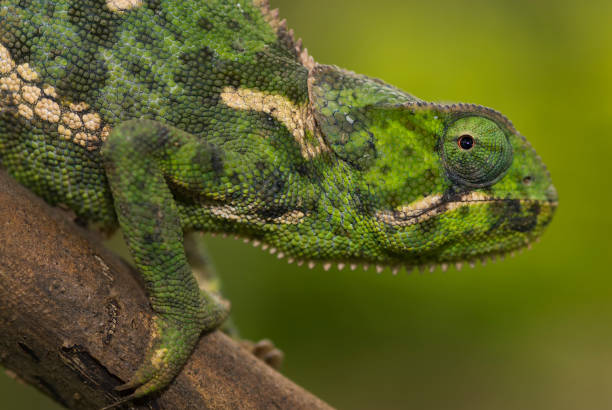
[441,116,513,187]
[458,134,474,150]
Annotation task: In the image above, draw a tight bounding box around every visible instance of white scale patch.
[220,86,330,160]
[209,205,306,225]
[377,191,495,227]
[106,0,142,13]
[0,43,110,151]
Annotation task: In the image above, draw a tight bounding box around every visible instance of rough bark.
[0,170,332,410]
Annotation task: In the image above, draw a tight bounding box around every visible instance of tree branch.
[0,170,332,409]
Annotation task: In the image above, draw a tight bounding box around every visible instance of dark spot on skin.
[487,199,540,234]
[523,176,533,186]
[147,0,163,13]
[508,202,540,232]
[197,17,214,31]
[191,143,224,178]
[227,19,241,31]
[209,147,224,176]
[507,199,522,214]
[402,146,414,157]
[256,205,291,220]
[143,231,161,245]
[295,163,309,176]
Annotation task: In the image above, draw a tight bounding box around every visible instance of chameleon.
[0,0,557,403]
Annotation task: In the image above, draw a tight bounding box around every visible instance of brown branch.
[0,170,332,410]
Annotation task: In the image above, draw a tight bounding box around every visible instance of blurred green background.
[2,0,611,408]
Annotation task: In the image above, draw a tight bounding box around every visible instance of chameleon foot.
[241,338,284,370]
[114,315,203,397]
[115,296,229,399]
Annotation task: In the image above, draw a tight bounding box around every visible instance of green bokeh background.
[2,0,611,408]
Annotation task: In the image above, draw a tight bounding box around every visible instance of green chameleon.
[0,0,557,402]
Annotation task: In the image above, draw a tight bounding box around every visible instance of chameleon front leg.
[101,120,229,398]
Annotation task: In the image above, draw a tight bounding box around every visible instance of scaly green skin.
[0,0,557,401]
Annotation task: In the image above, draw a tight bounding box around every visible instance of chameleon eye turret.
[441,115,513,187]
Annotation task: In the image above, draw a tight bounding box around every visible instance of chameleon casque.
[0,0,557,402]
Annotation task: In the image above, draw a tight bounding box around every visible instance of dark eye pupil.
[458,134,474,150]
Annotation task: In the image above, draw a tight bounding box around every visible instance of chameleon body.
[0,0,557,401]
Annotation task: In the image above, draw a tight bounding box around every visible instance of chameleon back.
[0,0,310,225]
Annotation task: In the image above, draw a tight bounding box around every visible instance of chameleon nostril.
[522,176,533,185]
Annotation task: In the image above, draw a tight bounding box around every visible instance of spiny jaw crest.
[204,231,538,274]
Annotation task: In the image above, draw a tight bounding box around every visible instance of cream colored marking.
[377,192,495,227]
[210,205,244,222]
[0,73,21,92]
[16,63,38,82]
[21,85,41,104]
[18,104,33,120]
[100,125,111,142]
[83,112,101,131]
[1,43,109,150]
[34,98,61,123]
[274,210,306,224]
[210,205,307,225]
[74,132,99,149]
[62,112,83,129]
[220,86,330,159]
[43,84,57,98]
[151,347,168,369]
[0,44,15,74]
[74,132,88,146]
[69,101,89,112]
[107,0,142,12]
[58,125,72,140]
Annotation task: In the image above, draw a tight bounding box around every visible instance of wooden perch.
[0,170,332,409]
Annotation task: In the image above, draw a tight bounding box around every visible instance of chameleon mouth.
[376,191,557,228]
[377,191,499,227]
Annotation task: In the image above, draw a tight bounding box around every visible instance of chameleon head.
[309,65,557,266]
